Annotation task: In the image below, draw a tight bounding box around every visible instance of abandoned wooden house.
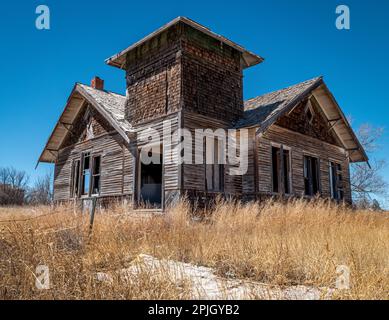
[37,17,368,210]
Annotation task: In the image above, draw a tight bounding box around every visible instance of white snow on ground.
[97,254,333,300]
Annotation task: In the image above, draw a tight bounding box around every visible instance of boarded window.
[205,139,224,192]
[91,156,101,195]
[304,155,320,196]
[81,152,91,196]
[329,162,344,200]
[272,146,291,194]
[71,160,80,197]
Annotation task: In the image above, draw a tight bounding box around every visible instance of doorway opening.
[138,145,163,208]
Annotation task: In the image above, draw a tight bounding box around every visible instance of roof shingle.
[77,84,133,132]
[235,77,323,129]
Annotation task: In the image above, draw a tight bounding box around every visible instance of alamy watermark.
[35,5,50,30]
[35,264,50,290]
[336,5,350,30]
[335,265,350,290]
[137,120,249,175]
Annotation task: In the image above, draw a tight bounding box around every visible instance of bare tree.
[27,172,53,205]
[0,167,29,205]
[351,124,388,208]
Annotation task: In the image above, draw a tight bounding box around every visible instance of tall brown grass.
[0,199,388,300]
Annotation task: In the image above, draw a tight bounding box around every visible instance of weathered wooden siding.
[134,113,181,205]
[181,25,243,123]
[182,112,243,196]
[257,125,352,202]
[125,25,182,125]
[54,132,129,201]
[123,143,135,195]
[54,109,180,205]
[241,128,257,198]
[53,104,133,202]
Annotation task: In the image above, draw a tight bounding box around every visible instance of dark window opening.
[92,156,101,195]
[304,155,320,196]
[306,108,313,122]
[139,146,163,208]
[272,146,291,194]
[329,162,344,200]
[81,152,91,196]
[305,101,315,123]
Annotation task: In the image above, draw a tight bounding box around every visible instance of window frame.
[270,143,292,195]
[71,159,81,198]
[205,137,225,193]
[329,160,344,201]
[304,100,315,124]
[70,151,103,199]
[80,152,92,197]
[91,155,102,196]
[303,154,321,197]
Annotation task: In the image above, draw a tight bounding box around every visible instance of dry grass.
[0,199,388,300]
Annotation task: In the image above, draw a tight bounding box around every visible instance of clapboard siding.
[258,125,352,202]
[182,112,243,196]
[123,143,134,195]
[54,131,130,201]
[183,112,226,192]
[241,128,257,196]
[134,112,180,195]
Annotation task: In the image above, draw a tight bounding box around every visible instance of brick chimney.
[91,76,104,90]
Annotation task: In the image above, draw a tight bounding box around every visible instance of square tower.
[106,17,263,126]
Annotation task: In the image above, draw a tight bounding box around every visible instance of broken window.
[71,160,80,197]
[70,152,102,198]
[304,155,320,196]
[91,156,101,195]
[81,152,91,196]
[271,146,291,194]
[329,161,344,200]
[206,138,224,192]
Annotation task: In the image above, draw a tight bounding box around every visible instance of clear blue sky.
[0,0,388,202]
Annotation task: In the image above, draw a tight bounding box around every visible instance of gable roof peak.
[237,76,367,163]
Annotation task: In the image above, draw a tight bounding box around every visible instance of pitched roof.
[39,77,367,164]
[236,77,368,163]
[105,16,264,70]
[236,77,323,129]
[37,84,132,164]
[77,84,132,132]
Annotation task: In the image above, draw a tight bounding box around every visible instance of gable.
[275,99,342,147]
[236,77,368,163]
[37,83,132,165]
[60,103,115,149]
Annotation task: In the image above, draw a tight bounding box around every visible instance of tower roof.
[105,16,264,70]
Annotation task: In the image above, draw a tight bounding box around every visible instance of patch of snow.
[97,254,332,300]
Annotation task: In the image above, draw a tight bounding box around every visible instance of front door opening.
[138,147,163,208]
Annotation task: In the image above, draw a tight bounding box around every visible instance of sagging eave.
[312,82,368,163]
[251,77,368,163]
[36,84,132,168]
[105,16,264,70]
